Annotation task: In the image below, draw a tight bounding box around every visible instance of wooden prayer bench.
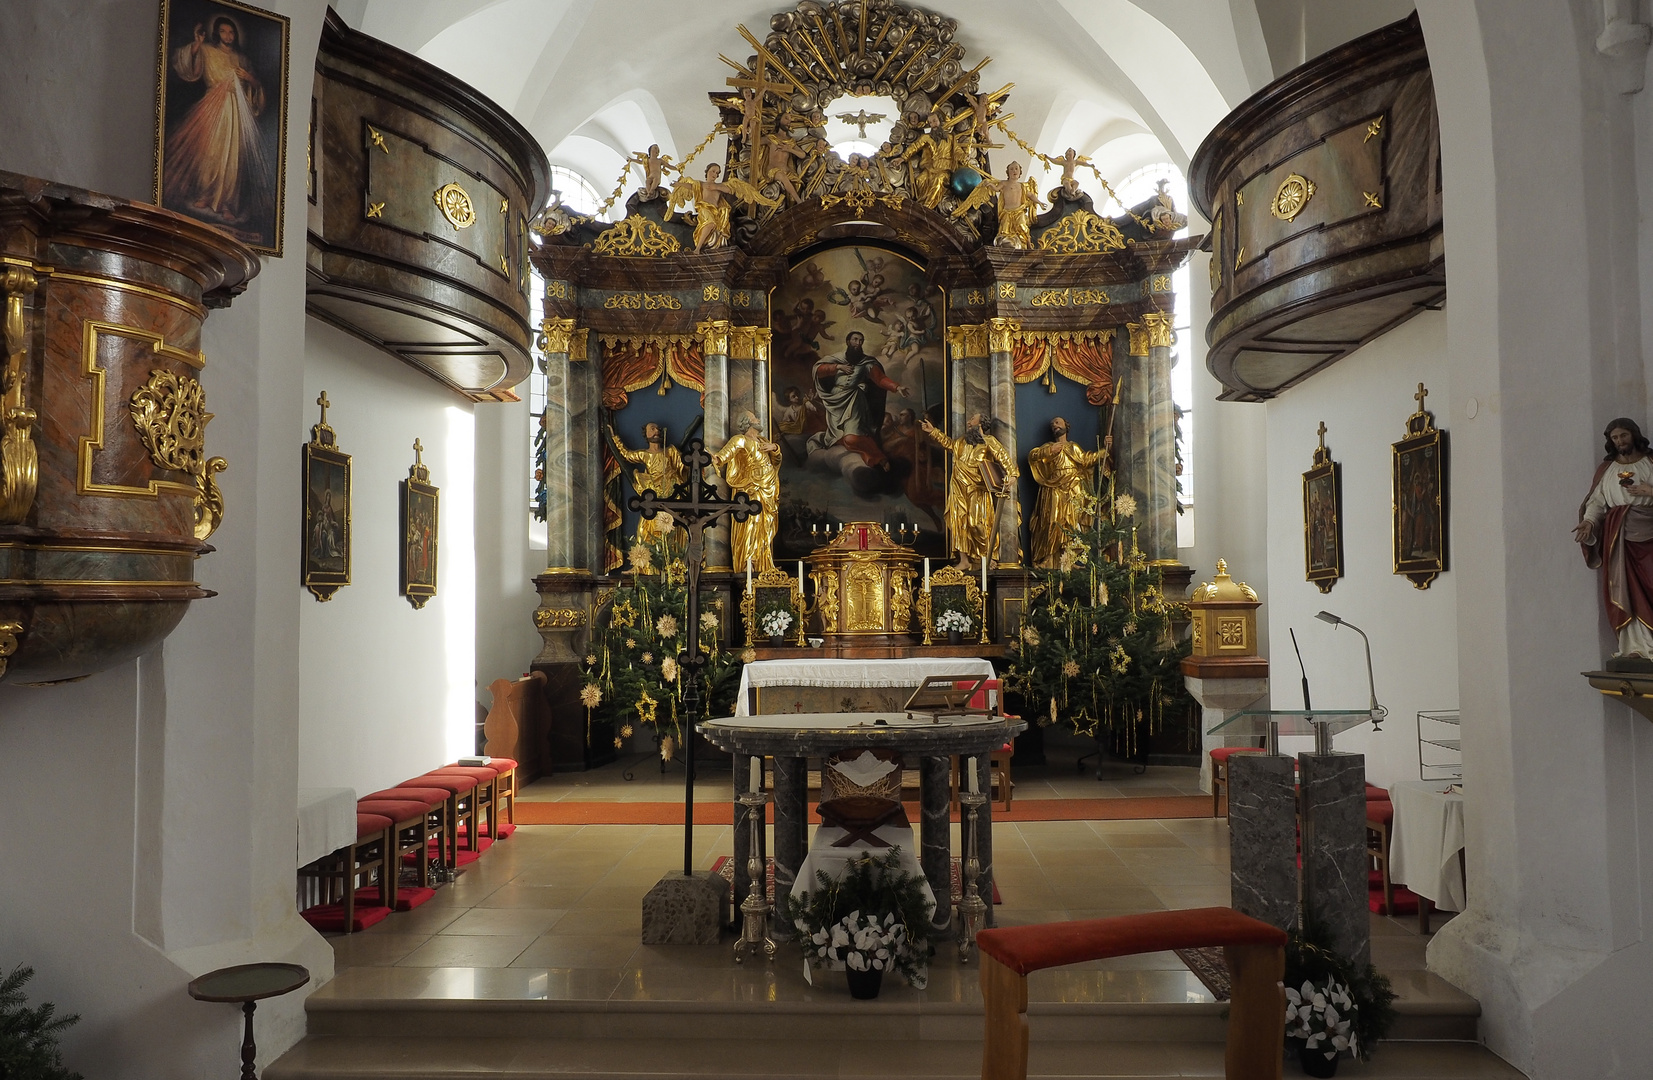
[975,908,1287,1080]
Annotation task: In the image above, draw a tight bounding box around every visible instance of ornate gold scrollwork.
[534,607,586,629]
[591,216,681,257]
[998,283,1017,299]
[433,182,476,229]
[1270,173,1316,222]
[696,318,731,358]
[539,317,575,355]
[1,268,39,525]
[727,325,771,362]
[987,317,1021,355]
[1036,209,1127,254]
[1030,289,1069,308]
[1141,311,1176,349]
[947,323,989,360]
[128,369,228,540]
[603,292,682,310]
[0,620,19,679]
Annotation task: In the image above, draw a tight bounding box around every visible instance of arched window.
[548,165,611,221]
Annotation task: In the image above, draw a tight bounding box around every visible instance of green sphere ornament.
[949,168,983,198]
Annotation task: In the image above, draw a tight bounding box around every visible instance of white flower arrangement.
[760,609,793,636]
[936,609,972,633]
[1286,978,1359,1062]
[803,909,907,974]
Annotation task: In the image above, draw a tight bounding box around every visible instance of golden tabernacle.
[804,523,922,639]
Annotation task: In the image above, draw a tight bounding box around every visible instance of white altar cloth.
[297,786,357,868]
[734,657,996,715]
[1387,779,1467,911]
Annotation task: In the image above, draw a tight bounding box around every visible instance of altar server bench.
[977,908,1287,1080]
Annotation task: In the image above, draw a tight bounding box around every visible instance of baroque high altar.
[530,0,1193,766]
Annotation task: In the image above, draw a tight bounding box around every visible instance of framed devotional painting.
[154,0,290,254]
[302,393,350,601]
[1302,422,1343,593]
[400,440,439,610]
[1393,383,1448,589]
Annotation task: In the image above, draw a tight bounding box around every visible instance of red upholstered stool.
[427,766,498,849]
[356,798,433,902]
[484,757,518,828]
[1366,798,1396,916]
[408,774,478,871]
[1209,746,1265,817]
[366,786,450,871]
[298,812,391,934]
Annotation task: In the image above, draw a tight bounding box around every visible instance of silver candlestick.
[734,787,776,963]
[956,788,988,963]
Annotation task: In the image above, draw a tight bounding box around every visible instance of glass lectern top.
[1207,709,1376,739]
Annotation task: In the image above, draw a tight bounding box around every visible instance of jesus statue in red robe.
[1575,417,1653,660]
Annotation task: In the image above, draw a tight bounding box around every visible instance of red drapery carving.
[600,340,705,410]
[1010,334,1114,405]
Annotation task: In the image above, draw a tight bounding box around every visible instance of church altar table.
[1387,779,1467,912]
[297,787,357,868]
[733,657,996,716]
[698,711,1024,938]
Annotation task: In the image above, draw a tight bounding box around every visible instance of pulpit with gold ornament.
[804,523,922,642]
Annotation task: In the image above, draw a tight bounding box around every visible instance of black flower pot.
[845,966,883,999]
[769,633,785,648]
[1297,1044,1339,1078]
[947,629,962,645]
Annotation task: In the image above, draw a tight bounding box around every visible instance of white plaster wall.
[0,4,336,1076]
[1262,311,1458,787]
[474,397,545,707]
[300,321,478,793]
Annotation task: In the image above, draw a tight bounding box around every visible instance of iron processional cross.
[628,438,755,877]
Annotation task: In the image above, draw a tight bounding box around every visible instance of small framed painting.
[1303,422,1343,593]
[302,393,350,601]
[400,440,439,610]
[1393,383,1448,589]
[154,0,290,254]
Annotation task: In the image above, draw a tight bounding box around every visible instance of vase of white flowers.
[1286,978,1357,1076]
[760,608,793,647]
[786,848,936,995]
[936,608,971,645]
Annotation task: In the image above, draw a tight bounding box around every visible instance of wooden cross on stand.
[628,438,756,876]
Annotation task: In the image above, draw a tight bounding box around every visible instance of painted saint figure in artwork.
[163,15,270,226]
[807,330,911,469]
[1575,417,1653,659]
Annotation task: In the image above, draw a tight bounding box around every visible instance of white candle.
[798,560,805,591]
[750,757,762,792]
[746,557,753,592]
[967,757,979,794]
[981,555,988,595]
[923,557,930,591]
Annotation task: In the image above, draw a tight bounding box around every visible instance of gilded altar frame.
[917,565,986,645]
[741,566,806,646]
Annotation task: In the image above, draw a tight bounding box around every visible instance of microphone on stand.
[1315,611,1387,731]
[1290,628,1311,711]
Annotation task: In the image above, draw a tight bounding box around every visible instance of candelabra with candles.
[955,756,989,962]
[734,759,776,964]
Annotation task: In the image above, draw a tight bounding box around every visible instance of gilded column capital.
[539,316,577,357]
[728,325,771,362]
[987,316,1022,355]
[1126,321,1151,357]
[1142,311,1175,350]
[696,318,732,358]
[947,323,989,360]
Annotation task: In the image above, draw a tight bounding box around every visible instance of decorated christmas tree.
[1004,493,1195,761]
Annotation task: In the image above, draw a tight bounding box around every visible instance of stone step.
[266,1035,1517,1080]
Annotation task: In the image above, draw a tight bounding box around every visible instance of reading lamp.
[1315,611,1387,731]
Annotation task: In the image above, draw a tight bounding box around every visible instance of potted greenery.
[1283,922,1397,1076]
[0,964,82,1080]
[786,848,935,996]
[936,608,971,645]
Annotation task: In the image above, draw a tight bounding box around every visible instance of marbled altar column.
[732,752,767,927]
[1300,753,1370,968]
[770,755,808,939]
[701,335,732,570]
[1116,315,1179,562]
[539,318,599,572]
[919,755,953,935]
[987,318,1021,566]
[1227,752,1299,934]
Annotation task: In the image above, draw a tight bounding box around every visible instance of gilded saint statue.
[668,163,780,252]
[901,108,964,209]
[712,411,781,574]
[1574,417,1653,660]
[1028,418,1113,567]
[952,161,1042,249]
[608,421,687,554]
[920,413,1017,567]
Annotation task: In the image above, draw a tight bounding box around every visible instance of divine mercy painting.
[154,0,290,254]
[771,245,947,561]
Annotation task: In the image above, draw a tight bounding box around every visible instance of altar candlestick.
[967,757,979,794]
[924,558,931,591]
[980,555,988,595]
[750,757,761,792]
[798,560,805,591]
[746,558,753,592]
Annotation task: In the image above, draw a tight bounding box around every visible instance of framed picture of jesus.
[154,0,290,254]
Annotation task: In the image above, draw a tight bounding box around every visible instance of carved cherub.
[951,161,1043,249]
[627,144,678,199]
[667,163,782,252]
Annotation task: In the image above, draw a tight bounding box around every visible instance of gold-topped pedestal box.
[804,522,922,639]
[1187,558,1262,664]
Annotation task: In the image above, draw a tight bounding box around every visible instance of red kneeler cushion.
[407,775,474,796]
[1369,869,1421,915]
[426,767,496,783]
[366,786,449,809]
[457,822,516,841]
[300,901,392,933]
[1366,799,1394,826]
[446,758,517,774]
[354,885,437,912]
[405,835,492,867]
[357,799,430,823]
[355,812,392,841]
[977,907,1286,976]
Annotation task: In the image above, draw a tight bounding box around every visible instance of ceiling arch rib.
[414,0,570,116]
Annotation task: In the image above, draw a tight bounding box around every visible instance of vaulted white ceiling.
[338,0,1413,219]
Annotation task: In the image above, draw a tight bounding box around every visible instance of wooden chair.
[364,785,450,880]
[1366,798,1395,917]
[297,813,391,934]
[405,774,477,870]
[977,909,1286,1080]
[427,766,498,850]
[1209,746,1265,817]
[356,796,434,905]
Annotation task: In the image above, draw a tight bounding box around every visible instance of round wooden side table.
[187,962,310,1080]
